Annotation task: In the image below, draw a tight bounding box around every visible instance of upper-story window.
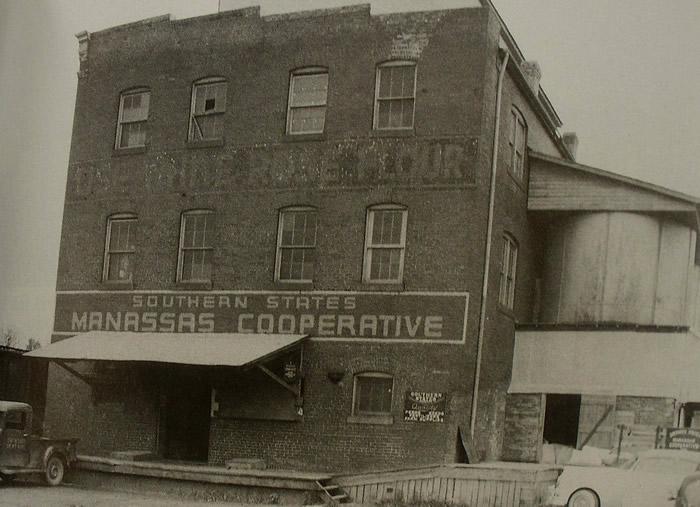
[509,107,527,179]
[275,206,318,283]
[352,372,394,416]
[373,61,416,130]
[363,204,408,283]
[115,89,150,149]
[177,210,214,283]
[499,233,518,310]
[103,214,137,282]
[286,68,329,135]
[189,78,227,142]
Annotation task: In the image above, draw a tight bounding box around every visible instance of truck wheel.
[44,455,65,486]
[567,488,600,507]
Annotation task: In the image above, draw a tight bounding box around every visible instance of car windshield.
[634,457,700,475]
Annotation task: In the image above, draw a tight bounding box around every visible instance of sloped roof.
[528,152,700,224]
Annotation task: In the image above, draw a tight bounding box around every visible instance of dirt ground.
[0,481,281,506]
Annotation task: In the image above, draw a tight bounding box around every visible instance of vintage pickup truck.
[0,401,78,486]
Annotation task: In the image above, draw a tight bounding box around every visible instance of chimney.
[562,132,579,160]
[521,61,542,94]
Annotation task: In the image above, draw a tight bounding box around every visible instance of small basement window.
[352,373,393,418]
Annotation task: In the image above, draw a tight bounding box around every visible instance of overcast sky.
[1,0,699,347]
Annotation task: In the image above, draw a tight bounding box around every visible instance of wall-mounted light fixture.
[327,370,345,384]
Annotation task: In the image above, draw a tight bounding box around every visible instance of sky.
[0,0,699,347]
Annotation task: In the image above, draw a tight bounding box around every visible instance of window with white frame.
[373,61,416,130]
[103,214,137,282]
[189,78,227,141]
[115,89,150,149]
[275,207,317,282]
[352,373,393,416]
[508,108,527,179]
[363,205,407,283]
[178,210,214,283]
[286,68,328,135]
[499,234,518,309]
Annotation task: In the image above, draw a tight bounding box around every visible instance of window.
[177,210,214,283]
[275,207,317,282]
[508,108,527,178]
[286,68,328,135]
[363,205,408,283]
[352,373,393,416]
[189,78,227,142]
[115,89,150,149]
[499,234,518,309]
[373,61,416,130]
[103,214,137,282]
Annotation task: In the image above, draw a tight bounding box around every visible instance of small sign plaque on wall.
[657,427,700,451]
[403,391,446,422]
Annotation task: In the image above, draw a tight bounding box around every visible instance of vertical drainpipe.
[470,48,510,439]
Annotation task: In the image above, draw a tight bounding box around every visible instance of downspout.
[470,48,510,438]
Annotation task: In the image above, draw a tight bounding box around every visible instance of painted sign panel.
[656,427,700,452]
[54,291,468,343]
[68,137,479,197]
[403,391,447,422]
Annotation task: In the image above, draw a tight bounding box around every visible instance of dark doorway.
[544,394,581,447]
[157,366,211,462]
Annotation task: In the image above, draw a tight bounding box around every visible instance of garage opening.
[544,394,581,447]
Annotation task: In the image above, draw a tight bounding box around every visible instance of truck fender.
[42,446,66,469]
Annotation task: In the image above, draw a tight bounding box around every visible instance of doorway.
[544,394,581,447]
[157,365,211,462]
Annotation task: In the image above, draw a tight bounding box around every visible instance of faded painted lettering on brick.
[55,291,469,342]
[68,137,478,197]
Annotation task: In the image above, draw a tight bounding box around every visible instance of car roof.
[638,449,700,462]
[0,401,32,412]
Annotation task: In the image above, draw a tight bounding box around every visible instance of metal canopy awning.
[25,331,307,367]
[509,329,700,402]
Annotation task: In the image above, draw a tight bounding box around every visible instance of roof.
[0,401,32,412]
[531,151,700,205]
[25,332,307,367]
[0,344,26,355]
[510,329,700,401]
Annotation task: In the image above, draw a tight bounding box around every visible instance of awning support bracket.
[53,359,94,386]
[256,364,299,397]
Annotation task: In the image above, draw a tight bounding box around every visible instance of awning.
[509,329,700,401]
[25,331,307,367]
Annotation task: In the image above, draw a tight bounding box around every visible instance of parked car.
[548,448,700,507]
[0,401,78,486]
[677,473,700,507]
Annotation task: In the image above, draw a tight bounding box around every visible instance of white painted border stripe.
[53,290,470,344]
[51,331,466,345]
[56,289,469,297]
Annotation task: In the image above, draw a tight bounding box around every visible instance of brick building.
[31,2,700,472]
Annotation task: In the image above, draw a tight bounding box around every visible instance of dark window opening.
[544,394,581,448]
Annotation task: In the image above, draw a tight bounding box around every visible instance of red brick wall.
[46,5,566,471]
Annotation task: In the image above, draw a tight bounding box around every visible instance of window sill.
[274,280,314,289]
[507,168,528,192]
[361,281,405,292]
[177,280,213,290]
[112,146,147,157]
[498,305,515,320]
[102,280,134,290]
[370,129,415,139]
[347,414,394,425]
[186,139,225,149]
[281,133,326,143]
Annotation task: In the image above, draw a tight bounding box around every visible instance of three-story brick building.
[37,2,681,472]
